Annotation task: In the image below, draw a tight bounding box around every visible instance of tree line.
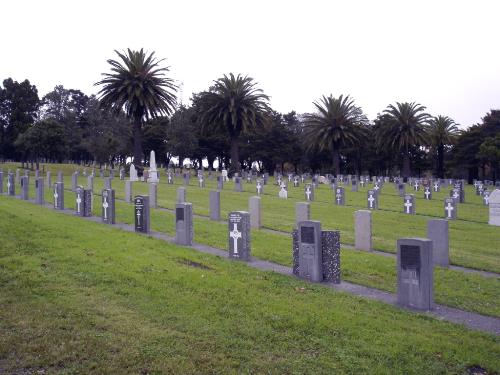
[1,49,499,182]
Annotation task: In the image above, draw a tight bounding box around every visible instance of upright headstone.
[249,196,261,229]
[433,181,441,192]
[367,189,378,210]
[183,173,190,185]
[7,173,15,196]
[175,202,193,246]
[488,189,500,226]
[15,169,20,184]
[0,171,3,194]
[148,150,159,183]
[119,167,125,180]
[198,175,205,188]
[87,175,94,191]
[427,219,449,267]
[57,171,63,183]
[304,184,314,201]
[167,172,174,184]
[398,183,405,197]
[423,186,432,200]
[149,183,158,208]
[75,186,92,217]
[177,186,186,203]
[103,177,111,190]
[134,195,150,233]
[354,210,372,251]
[483,190,490,206]
[46,171,51,188]
[129,164,138,181]
[335,187,345,205]
[20,176,29,200]
[256,179,263,195]
[403,194,416,215]
[71,172,78,191]
[351,179,358,192]
[234,177,243,192]
[221,169,228,182]
[321,230,341,284]
[35,177,44,205]
[296,220,323,282]
[217,176,223,190]
[444,198,457,220]
[53,182,64,210]
[278,182,288,199]
[295,202,310,226]
[209,190,221,221]
[397,238,433,311]
[228,211,251,261]
[102,188,115,224]
[125,180,133,203]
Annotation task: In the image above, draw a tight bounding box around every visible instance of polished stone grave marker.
[321,230,341,283]
[149,183,157,208]
[53,182,64,210]
[20,176,29,200]
[427,219,448,267]
[175,202,193,246]
[305,184,314,201]
[7,173,15,196]
[177,186,186,203]
[102,188,115,224]
[335,187,345,205]
[367,189,378,210]
[403,194,416,214]
[297,220,323,282]
[249,196,261,229]
[228,211,251,261]
[35,177,44,205]
[134,195,150,233]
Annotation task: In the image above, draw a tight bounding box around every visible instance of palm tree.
[197,73,270,176]
[427,115,459,178]
[377,102,430,180]
[95,48,177,172]
[303,95,368,176]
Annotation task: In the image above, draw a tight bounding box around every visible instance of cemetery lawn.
[1,198,500,374]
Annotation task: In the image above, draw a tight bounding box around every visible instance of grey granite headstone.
[35,170,39,179]
[321,230,340,283]
[71,172,78,191]
[228,211,251,261]
[149,183,158,208]
[119,168,125,180]
[249,196,261,229]
[134,195,150,233]
[397,238,433,311]
[297,220,323,282]
[335,187,345,205]
[403,194,416,215]
[167,172,174,184]
[183,173,190,185]
[75,186,92,217]
[177,186,186,203]
[175,202,193,246]
[7,173,15,196]
[209,190,220,221]
[87,175,94,191]
[423,186,432,200]
[102,189,115,224]
[46,171,51,188]
[488,189,500,226]
[444,197,457,220]
[398,183,405,197]
[351,179,358,192]
[304,184,314,201]
[53,182,64,210]
[20,176,29,200]
[35,177,44,205]
[367,189,378,210]
[15,169,20,184]
[427,219,448,267]
[217,176,223,190]
[355,210,372,251]
[125,180,133,203]
[234,177,243,192]
[433,181,440,192]
[295,202,310,226]
[57,171,63,183]
[256,179,263,195]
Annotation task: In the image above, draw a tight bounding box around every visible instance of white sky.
[1,0,499,128]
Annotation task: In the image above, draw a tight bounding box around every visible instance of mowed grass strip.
[0,197,499,374]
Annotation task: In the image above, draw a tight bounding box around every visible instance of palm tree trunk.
[437,144,444,178]
[332,147,340,176]
[402,154,411,181]
[229,137,240,176]
[133,117,143,175]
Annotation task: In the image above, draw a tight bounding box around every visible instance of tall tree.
[197,73,270,176]
[427,115,459,178]
[303,95,368,176]
[377,102,430,180]
[95,48,177,173]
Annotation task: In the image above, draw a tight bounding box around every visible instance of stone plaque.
[297,220,322,282]
[175,202,193,246]
[228,211,251,261]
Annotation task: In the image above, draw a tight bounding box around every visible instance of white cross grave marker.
[103,196,109,219]
[424,190,431,199]
[136,209,141,225]
[256,182,262,194]
[76,194,82,213]
[229,224,242,254]
[404,200,413,213]
[368,195,375,208]
[445,202,454,218]
[54,189,59,208]
[434,183,439,192]
[305,187,311,200]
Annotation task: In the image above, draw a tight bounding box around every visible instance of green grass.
[0,197,499,374]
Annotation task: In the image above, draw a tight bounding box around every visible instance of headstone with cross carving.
[228,211,251,260]
[75,186,92,217]
[53,182,64,210]
[35,177,44,205]
[483,191,490,206]
[423,186,432,200]
[101,188,115,224]
[278,182,288,199]
[134,195,150,233]
[255,179,263,195]
[20,176,29,200]
[209,190,220,221]
[304,184,314,201]
[444,197,457,220]
[367,189,378,210]
[335,187,345,205]
[293,176,300,187]
[397,238,434,311]
[167,172,174,184]
[433,180,440,192]
[175,202,193,245]
[403,194,416,214]
[449,188,460,204]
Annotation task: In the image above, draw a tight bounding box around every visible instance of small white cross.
[305,187,311,200]
[425,190,431,199]
[453,191,459,199]
[368,195,375,208]
[136,209,141,225]
[414,182,419,190]
[256,183,262,194]
[103,196,109,219]
[445,202,454,218]
[404,200,413,213]
[229,223,242,254]
[54,189,59,207]
[76,194,82,213]
[434,183,439,191]
[374,185,380,191]
[7,180,11,190]
[484,195,490,205]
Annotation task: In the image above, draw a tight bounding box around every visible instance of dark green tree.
[95,48,177,174]
[427,115,459,178]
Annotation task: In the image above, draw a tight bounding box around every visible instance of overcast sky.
[1,0,499,128]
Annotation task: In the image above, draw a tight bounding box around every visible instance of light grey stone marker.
[57,171,63,183]
[403,194,416,214]
[444,197,457,220]
[125,180,133,203]
[175,202,193,246]
[53,182,64,210]
[149,183,157,208]
[335,187,345,205]
[71,172,78,191]
[295,202,310,226]
[20,176,29,200]
[87,175,94,190]
[397,238,433,311]
[102,189,115,224]
[35,177,44,205]
[234,177,243,192]
[351,179,358,192]
[367,189,378,210]
[103,177,112,190]
[354,210,372,251]
[209,191,221,221]
[297,220,323,282]
[46,171,51,188]
[228,211,251,260]
[488,189,500,226]
[134,195,150,233]
[177,186,186,203]
[15,169,20,184]
[7,173,15,196]
[0,171,3,194]
[427,219,449,267]
[249,196,261,229]
[256,179,264,195]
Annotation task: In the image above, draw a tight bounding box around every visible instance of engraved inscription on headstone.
[297,220,322,282]
[175,202,193,246]
[228,211,251,260]
[134,196,150,233]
